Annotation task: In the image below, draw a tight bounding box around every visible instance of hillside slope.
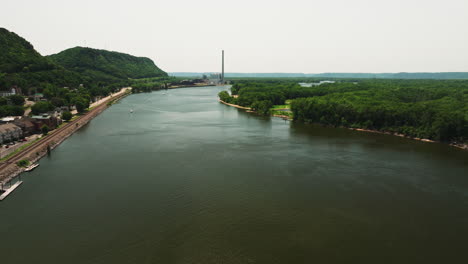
[0,28,56,73]
[48,47,167,81]
[0,28,82,91]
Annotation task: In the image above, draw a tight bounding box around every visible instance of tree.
[41,124,50,135]
[51,97,65,107]
[0,97,7,106]
[31,101,55,115]
[0,105,24,116]
[8,94,25,106]
[218,91,232,103]
[251,100,273,116]
[74,98,89,113]
[17,159,30,167]
[62,111,72,121]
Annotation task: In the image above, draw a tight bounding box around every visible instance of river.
[0,86,467,263]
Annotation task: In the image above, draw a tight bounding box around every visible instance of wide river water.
[1,86,467,263]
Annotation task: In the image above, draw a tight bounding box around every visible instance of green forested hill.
[0,28,83,92]
[0,27,168,98]
[0,27,170,118]
[0,28,55,73]
[48,47,167,82]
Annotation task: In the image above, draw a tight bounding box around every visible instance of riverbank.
[219,99,467,150]
[170,83,217,89]
[218,99,252,110]
[348,127,467,150]
[0,88,131,188]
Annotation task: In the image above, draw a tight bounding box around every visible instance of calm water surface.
[1,86,467,263]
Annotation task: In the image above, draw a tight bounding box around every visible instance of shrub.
[41,124,50,135]
[62,111,72,121]
[17,159,30,167]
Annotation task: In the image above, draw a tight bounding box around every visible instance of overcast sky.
[2,0,467,73]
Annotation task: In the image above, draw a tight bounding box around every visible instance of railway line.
[0,90,129,181]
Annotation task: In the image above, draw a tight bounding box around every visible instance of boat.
[130,109,134,113]
[24,163,39,172]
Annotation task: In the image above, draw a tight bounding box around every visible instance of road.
[0,134,41,159]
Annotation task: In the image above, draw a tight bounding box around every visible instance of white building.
[0,88,17,97]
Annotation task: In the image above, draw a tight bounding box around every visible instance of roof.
[14,118,35,128]
[0,123,21,133]
[31,115,51,120]
[1,117,15,122]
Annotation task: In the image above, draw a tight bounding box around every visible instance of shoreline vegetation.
[219,98,467,150]
[218,79,467,150]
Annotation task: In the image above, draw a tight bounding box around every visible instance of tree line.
[220,79,468,143]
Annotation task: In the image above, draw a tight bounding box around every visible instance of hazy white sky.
[2,0,468,73]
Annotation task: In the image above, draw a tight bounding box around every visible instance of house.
[59,106,70,113]
[0,89,15,97]
[14,118,37,136]
[0,117,17,124]
[31,114,61,130]
[33,93,44,102]
[0,123,23,144]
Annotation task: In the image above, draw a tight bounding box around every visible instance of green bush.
[17,159,30,167]
[41,124,50,135]
[61,111,72,121]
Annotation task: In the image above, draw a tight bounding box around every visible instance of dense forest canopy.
[48,47,168,82]
[0,28,55,74]
[222,79,468,143]
[0,28,84,93]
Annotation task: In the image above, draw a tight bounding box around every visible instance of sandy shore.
[218,99,251,110]
[219,99,292,120]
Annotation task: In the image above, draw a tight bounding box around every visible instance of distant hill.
[170,72,468,79]
[48,47,167,82]
[0,28,82,92]
[0,28,167,92]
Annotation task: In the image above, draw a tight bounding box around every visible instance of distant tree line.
[220,79,468,143]
[130,77,172,93]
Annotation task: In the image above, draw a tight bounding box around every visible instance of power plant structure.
[222,50,224,84]
[205,50,227,86]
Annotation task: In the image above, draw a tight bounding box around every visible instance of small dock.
[0,181,23,201]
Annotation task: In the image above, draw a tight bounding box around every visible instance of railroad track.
[0,91,128,174]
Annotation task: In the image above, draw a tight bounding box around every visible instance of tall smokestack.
[222,50,224,84]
